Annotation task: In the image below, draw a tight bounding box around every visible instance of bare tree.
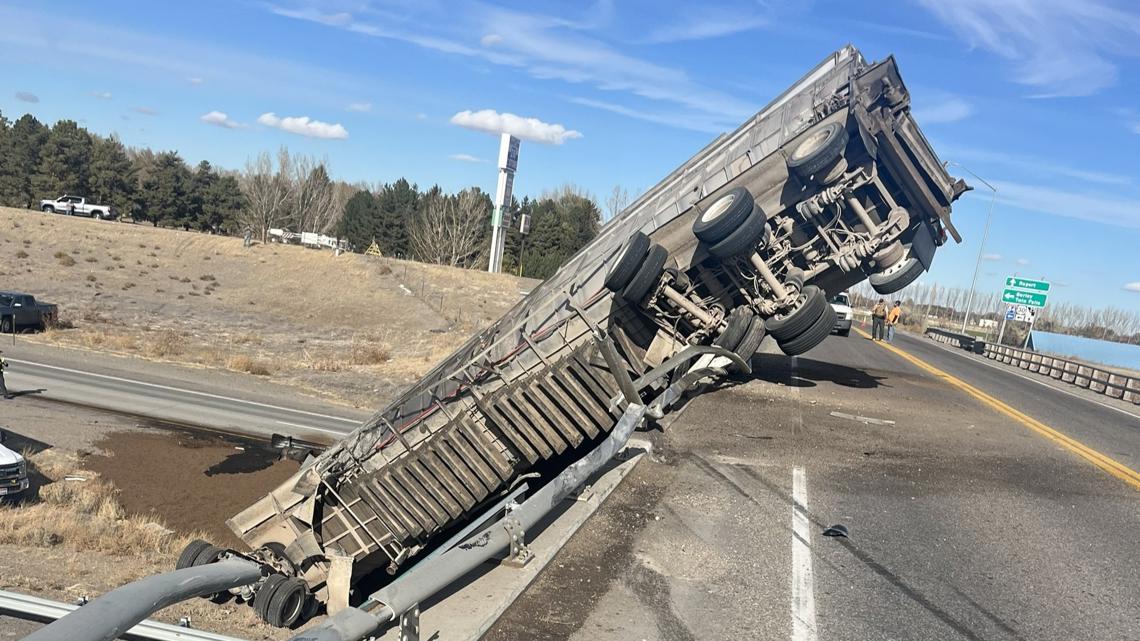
[290,155,337,233]
[238,151,290,242]
[410,188,488,267]
[604,185,632,223]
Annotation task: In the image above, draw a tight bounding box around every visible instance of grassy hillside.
[0,207,536,406]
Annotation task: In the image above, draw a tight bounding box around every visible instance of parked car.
[39,195,115,219]
[0,429,29,498]
[0,291,59,333]
[830,292,854,336]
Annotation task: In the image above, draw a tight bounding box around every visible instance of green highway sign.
[1005,277,1050,292]
[1001,288,1048,308]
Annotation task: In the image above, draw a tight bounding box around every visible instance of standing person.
[0,351,11,399]
[887,300,902,342]
[66,199,76,216]
[871,298,887,341]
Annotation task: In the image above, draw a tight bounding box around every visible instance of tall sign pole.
[488,133,520,273]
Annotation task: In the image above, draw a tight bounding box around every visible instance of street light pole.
[949,162,998,334]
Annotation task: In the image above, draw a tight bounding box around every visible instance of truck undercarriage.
[186,46,967,631]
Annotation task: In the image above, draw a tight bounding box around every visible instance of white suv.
[0,429,29,498]
[830,293,853,337]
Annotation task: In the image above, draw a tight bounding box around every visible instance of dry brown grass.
[350,338,392,365]
[0,450,198,556]
[143,329,184,358]
[225,354,272,376]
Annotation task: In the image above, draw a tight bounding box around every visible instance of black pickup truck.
[0,291,59,333]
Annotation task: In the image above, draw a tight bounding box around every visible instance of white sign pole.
[488,133,520,274]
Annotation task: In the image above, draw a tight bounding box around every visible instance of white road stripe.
[791,465,817,641]
[7,358,361,424]
[274,420,351,435]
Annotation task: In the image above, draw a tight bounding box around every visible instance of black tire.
[41,206,55,213]
[254,574,288,623]
[265,578,308,628]
[0,317,13,334]
[733,316,766,366]
[92,210,104,220]
[714,307,752,351]
[191,544,225,566]
[604,232,650,293]
[765,285,828,341]
[621,244,667,304]
[708,210,770,260]
[692,187,754,244]
[175,539,211,571]
[869,256,924,295]
[778,304,836,356]
[787,122,849,181]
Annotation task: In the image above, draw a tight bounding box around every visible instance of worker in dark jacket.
[0,351,11,399]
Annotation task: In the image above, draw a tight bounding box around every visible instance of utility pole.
[946,162,998,334]
[488,134,520,274]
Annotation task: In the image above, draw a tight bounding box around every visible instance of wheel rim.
[281,588,303,624]
[702,194,736,223]
[791,128,832,162]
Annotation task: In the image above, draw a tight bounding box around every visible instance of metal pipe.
[748,254,789,299]
[845,195,879,235]
[21,560,262,641]
[948,162,998,334]
[287,404,648,641]
[661,286,715,326]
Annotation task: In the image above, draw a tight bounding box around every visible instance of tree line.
[0,111,603,279]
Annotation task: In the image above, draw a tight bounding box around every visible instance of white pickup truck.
[40,195,115,219]
[0,429,29,498]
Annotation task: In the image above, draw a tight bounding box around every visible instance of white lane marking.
[275,420,351,435]
[903,335,1140,424]
[792,465,817,641]
[7,358,361,424]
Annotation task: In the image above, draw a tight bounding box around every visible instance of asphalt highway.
[488,328,1140,641]
[1,343,368,441]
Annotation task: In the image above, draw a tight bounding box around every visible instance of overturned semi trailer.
[190,45,967,628]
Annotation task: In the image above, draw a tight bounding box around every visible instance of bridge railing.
[924,327,984,353]
[980,343,1140,406]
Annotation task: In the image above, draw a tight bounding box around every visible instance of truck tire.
[1,317,12,334]
[869,255,924,295]
[765,285,827,341]
[708,210,770,260]
[692,187,754,244]
[714,307,752,351]
[733,315,767,367]
[253,575,288,623]
[41,205,55,213]
[92,210,104,220]
[265,577,308,628]
[604,232,650,293]
[622,244,668,304]
[175,539,212,571]
[787,122,849,181]
[778,304,836,355]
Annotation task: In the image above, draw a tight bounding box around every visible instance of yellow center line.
[854,327,1140,490]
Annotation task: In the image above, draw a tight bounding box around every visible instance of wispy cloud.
[449,153,485,163]
[913,94,974,124]
[188,77,204,85]
[90,90,113,100]
[346,102,372,113]
[1016,258,1030,266]
[1124,282,1140,293]
[480,33,503,46]
[939,144,1132,187]
[258,112,348,139]
[450,109,581,145]
[200,110,244,129]
[132,106,158,115]
[641,13,768,44]
[14,91,38,103]
[919,0,1140,97]
[570,97,722,134]
[981,253,1003,261]
[993,179,1140,229]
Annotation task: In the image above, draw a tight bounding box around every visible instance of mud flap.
[326,552,354,615]
[911,222,936,272]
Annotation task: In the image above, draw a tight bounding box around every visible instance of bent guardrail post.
[20,560,262,641]
[287,402,648,641]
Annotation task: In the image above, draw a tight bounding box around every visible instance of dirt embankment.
[0,206,536,407]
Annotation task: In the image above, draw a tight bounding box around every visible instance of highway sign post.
[997,277,1049,346]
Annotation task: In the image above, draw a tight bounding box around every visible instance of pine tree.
[203,175,244,233]
[188,160,217,229]
[87,134,136,216]
[140,151,191,226]
[0,114,49,208]
[32,120,93,199]
[337,191,381,252]
[376,178,419,258]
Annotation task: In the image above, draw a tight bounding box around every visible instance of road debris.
[822,524,849,538]
[830,411,896,426]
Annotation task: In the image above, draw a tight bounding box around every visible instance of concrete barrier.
[981,343,1140,406]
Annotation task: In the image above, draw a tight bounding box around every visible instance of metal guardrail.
[924,327,1140,406]
[982,343,1140,406]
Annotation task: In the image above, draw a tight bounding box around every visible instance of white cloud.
[188,77,204,85]
[571,97,722,134]
[15,91,38,103]
[449,153,486,163]
[992,179,1140,229]
[1124,282,1140,293]
[1016,258,1030,266]
[200,110,244,129]
[642,14,768,44]
[913,95,974,124]
[919,0,1140,97]
[257,112,348,139]
[346,102,372,113]
[133,106,157,115]
[90,90,112,99]
[450,109,581,145]
[938,143,1132,187]
[981,253,1002,261]
[480,33,503,46]
[415,113,427,120]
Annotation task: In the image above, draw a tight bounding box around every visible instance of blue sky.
[3,0,1140,309]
